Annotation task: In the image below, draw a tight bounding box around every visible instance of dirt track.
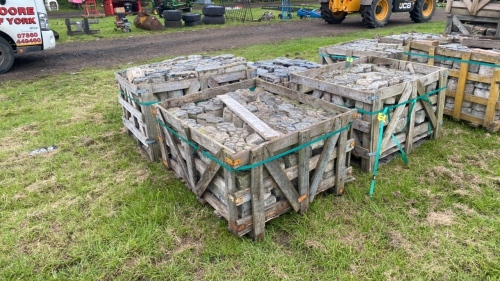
[0,8,448,82]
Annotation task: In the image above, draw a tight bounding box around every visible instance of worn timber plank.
[218,94,281,140]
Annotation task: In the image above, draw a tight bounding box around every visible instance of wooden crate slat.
[417,82,439,130]
[218,94,281,140]
[194,150,222,198]
[298,130,311,213]
[309,118,341,202]
[334,117,349,195]
[380,82,413,151]
[250,147,265,240]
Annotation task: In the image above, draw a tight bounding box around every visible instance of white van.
[0,0,57,73]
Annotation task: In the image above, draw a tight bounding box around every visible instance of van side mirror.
[0,0,5,5]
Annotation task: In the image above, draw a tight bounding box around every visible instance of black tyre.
[162,10,182,21]
[360,0,392,28]
[320,1,347,24]
[184,20,202,27]
[0,37,14,74]
[202,15,225,24]
[164,20,183,28]
[182,13,201,22]
[202,5,225,16]
[181,7,192,13]
[410,0,436,23]
[52,29,60,41]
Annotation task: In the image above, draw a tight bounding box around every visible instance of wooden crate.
[153,79,356,239]
[290,56,448,172]
[318,39,403,65]
[115,59,250,161]
[403,41,500,132]
[445,0,500,38]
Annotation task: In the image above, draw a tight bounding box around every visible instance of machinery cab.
[320,0,436,27]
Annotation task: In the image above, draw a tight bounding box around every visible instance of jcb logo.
[399,2,412,9]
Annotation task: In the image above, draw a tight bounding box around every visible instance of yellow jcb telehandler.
[320,0,436,28]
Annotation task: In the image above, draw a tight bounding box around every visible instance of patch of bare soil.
[0,9,448,82]
[426,210,455,226]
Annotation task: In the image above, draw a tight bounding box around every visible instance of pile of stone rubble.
[167,88,334,152]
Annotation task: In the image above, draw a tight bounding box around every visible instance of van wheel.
[0,37,14,74]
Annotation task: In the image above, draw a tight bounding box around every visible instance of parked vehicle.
[0,0,57,74]
[320,0,436,27]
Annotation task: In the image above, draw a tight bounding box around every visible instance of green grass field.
[1,17,499,280]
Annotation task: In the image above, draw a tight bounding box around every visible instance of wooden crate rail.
[289,56,448,173]
[153,79,356,239]
[403,41,500,132]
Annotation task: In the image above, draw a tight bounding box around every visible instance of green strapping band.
[319,54,358,67]
[356,86,446,116]
[319,54,358,60]
[369,107,388,197]
[319,54,356,67]
[366,86,445,196]
[403,52,500,68]
[119,90,160,106]
[391,134,408,165]
[156,118,352,172]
